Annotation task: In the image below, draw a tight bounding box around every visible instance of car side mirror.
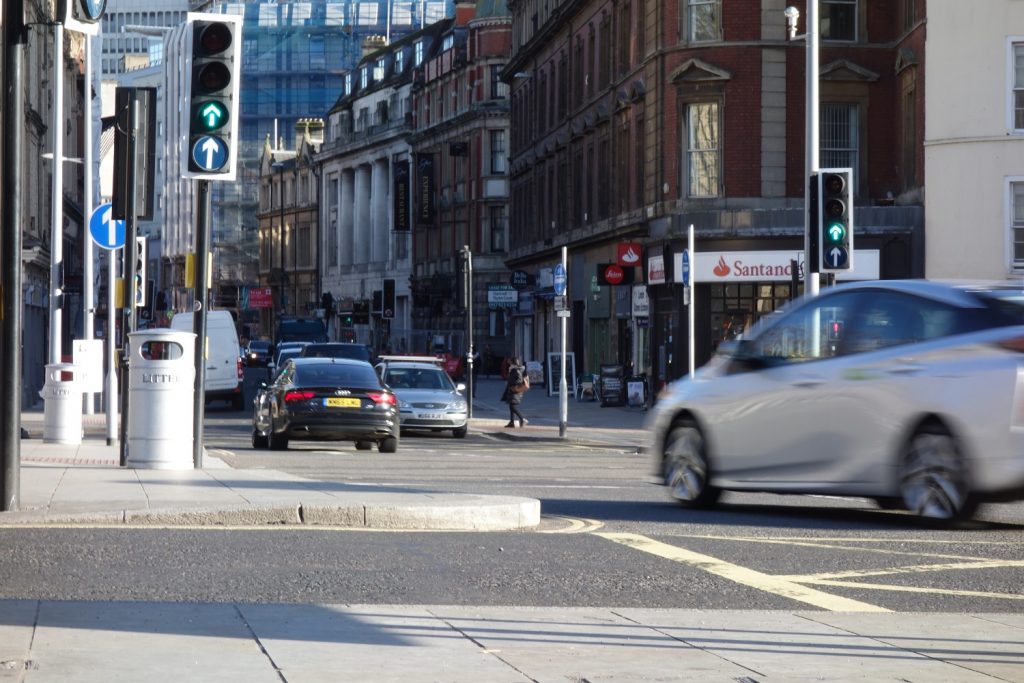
[456,382,466,392]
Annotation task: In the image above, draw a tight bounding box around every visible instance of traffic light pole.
[2,0,26,511]
[191,179,212,469]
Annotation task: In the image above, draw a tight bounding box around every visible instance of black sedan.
[244,340,273,367]
[252,357,399,452]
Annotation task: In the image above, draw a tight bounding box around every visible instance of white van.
[170,310,244,410]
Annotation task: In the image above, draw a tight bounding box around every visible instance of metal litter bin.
[41,363,83,444]
[126,329,196,469]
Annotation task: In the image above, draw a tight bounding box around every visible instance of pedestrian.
[500,356,529,428]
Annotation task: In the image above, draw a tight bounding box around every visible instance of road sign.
[823,246,849,269]
[89,203,126,250]
[682,249,690,286]
[190,135,229,172]
[553,263,567,295]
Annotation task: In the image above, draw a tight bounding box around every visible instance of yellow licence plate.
[325,397,361,408]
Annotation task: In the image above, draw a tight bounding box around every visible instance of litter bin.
[126,329,196,469]
[40,363,83,444]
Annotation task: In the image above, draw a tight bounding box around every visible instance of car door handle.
[887,364,923,375]
[790,378,823,389]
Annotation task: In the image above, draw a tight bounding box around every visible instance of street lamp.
[785,3,820,299]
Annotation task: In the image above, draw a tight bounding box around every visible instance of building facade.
[924,0,1024,280]
[504,0,926,395]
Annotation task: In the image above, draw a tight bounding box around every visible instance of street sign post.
[89,203,125,250]
[553,263,567,296]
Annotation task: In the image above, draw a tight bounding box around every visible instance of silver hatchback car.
[646,280,1024,522]
[376,356,469,438]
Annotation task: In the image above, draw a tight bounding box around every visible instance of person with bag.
[500,356,529,428]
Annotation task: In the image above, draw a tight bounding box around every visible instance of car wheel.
[268,431,289,451]
[251,429,268,449]
[662,420,720,508]
[379,436,398,453]
[355,441,373,450]
[452,426,468,438]
[899,424,977,521]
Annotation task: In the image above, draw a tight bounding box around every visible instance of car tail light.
[237,358,244,380]
[367,392,396,406]
[284,390,316,403]
[996,335,1024,354]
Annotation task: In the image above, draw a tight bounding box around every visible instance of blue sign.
[823,246,849,270]
[89,203,125,250]
[553,263,567,296]
[682,249,690,286]
[190,135,229,172]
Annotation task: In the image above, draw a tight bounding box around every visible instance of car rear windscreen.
[295,363,380,388]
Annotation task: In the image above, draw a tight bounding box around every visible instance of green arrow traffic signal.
[194,100,229,132]
[825,221,845,244]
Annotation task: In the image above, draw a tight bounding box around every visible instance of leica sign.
[597,263,634,286]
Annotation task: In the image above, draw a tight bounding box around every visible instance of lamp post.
[785,3,820,299]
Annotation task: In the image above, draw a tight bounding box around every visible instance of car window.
[295,363,380,388]
[749,292,860,363]
[841,292,960,354]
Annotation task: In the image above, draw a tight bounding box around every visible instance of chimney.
[455,1,476,26]
[362,35,387,58]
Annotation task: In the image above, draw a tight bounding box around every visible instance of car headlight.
[449,400,467,411]
[398,399,412,410]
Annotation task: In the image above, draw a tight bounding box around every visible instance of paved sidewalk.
[0,602,1020,682]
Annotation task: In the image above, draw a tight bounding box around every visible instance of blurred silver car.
[376,356,469,438]
[646,280,1024,522]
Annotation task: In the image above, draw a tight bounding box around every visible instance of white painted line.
[795,579,1024,601]
[597,532,890,613]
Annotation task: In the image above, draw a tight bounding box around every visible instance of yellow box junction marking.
[596,532,890,613]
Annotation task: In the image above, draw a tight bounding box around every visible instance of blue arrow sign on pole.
[553,263,567,296]
[191,135,228,172]
[824,246,849,269]
[682,249,690,286]
[89,203,126,250]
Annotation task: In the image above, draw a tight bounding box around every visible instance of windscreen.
[295,363,381,388]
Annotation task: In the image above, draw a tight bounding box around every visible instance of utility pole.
[48,21,65,366]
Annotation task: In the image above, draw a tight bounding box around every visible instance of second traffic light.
[135,236,147,307]
[818,168,854,272]
[183,13,242,180]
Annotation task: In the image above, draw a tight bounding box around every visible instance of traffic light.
[353,300,370,325]
[818,168,853,272]
[340,311,354,328]
[135,236,147,308]
[182,14,242,180]
[383,278,396,319]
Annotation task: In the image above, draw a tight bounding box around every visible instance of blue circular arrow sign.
[191,134,229,172]
[89,203,125,250]
[823,246,849,269]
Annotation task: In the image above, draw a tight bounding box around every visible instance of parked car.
[244,340,273,367]
[646,280,1024,522]
[376,356,469,438]
[252,357,399,452]
[300,342,372,363]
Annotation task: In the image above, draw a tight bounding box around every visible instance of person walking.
[501,356,529,427]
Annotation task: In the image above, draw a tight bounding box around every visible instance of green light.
[193,100,229,132]
[825,221,846,244]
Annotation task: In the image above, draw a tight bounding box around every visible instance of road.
[3,383,1022,615]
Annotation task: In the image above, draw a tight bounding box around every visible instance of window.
[344,73,352,96]
[687,0,720,42]
[821,103,859,180]
[821,0,856,41]
[395,50,404,74]
[360,67,368,89]
[442,34,454,51]
[375,57,386,81]
[1011,181,1024,268]
[414,40,424,66]
[489,205,506,252]
[490,64,506,99]
[750,292,860,362]
[685,102,720,198]
[1012,42,1024,131]
[490,130,507,174]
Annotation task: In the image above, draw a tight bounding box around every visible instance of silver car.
[646,280,1024,522]
[376,357,469,438]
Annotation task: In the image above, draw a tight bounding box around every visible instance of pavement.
[4,378,1023,681]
